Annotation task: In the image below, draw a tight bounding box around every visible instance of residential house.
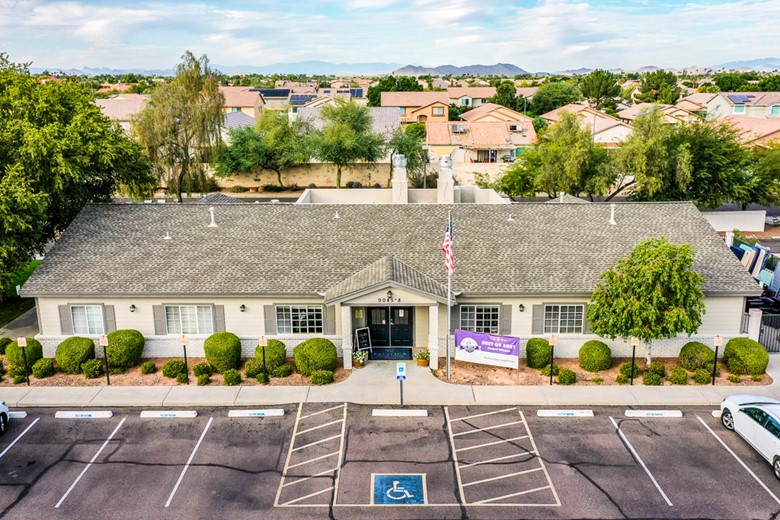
[431,78,451,89]
[541,104,632,148]
[447,87,497,108]
[257,89,291,110]
[616,103,699,125]
[219,86,265,118]
[287,94,321,116]
[720,116,780,147]
[96,82,133,94]
[380,91,449,123]
[426,120,536,163]
[676,93,718,117]
[221,111,256,142]
[95,93,149,132]
[705,92,780,120]
[298,106,400,141]
[459,103,536,127]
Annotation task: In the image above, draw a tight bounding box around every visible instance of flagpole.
[447,210,452,382]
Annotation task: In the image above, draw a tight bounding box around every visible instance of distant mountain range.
[392,63,528,76]
[713,57,780,72]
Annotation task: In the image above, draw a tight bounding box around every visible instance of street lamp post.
[259,336,268,375]
[712,335,723,385]
[180,335,190,383]
[17,337,29,386]
[548,335,558,385]
[99,335,110,386]
[630,337,640,385]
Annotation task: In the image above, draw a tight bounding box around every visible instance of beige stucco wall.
[216,163,393,190]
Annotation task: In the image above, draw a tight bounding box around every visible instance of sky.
[1,0,779,72]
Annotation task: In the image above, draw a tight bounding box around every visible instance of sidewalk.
[3,355,780,409]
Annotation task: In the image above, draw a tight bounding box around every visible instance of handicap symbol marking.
[371,474,426,505]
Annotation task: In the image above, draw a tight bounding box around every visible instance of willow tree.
[133,51,224,202]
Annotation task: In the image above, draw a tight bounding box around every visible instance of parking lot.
[0,404,778,519]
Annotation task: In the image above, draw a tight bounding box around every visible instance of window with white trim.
[772,105,779,116]
[544,304,584,334]
[433,106,444,115]
[460,305,499,334]
[71,305,105,335]
[733,105,745,114]
[399,107,406,114]
[165,305,213,335]
[276,305,323,334]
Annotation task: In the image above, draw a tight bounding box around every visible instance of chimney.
[438,155,454,204]
[208,206,218,227]
[725,231,734,247]
[392,154,409,204]
[609,203,616,225]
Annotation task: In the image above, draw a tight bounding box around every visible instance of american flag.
[442,215,453,274]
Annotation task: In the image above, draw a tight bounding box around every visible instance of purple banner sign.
[454,329,520,369]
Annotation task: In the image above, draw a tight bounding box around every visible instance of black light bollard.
[548,335,558,385]
[99,335,110,386]
[18,337,29,386]
[180,335,190,384]
[630,337,640,386]
[712,335,723,385]
[259,336,268,375]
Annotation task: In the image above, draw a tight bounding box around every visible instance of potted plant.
[352,350,368,368]
[415,350,430,367]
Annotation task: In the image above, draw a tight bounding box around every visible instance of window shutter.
[59,305,73,335]
[104,305,116,333]
[450,304,460,333]
[582,304,590,334]
[153,305,166,335]
[531,305,543,335]
[264,305,277,335]
[500,305,512,335]
[214,305,226,332]
[324,305,336,335]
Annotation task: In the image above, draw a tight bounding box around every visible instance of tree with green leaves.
[737,143,780,209]
[578,69,621,111]
[448,104,471,121]
[530,81,582,115]
[310,101,387,188]
[696,83,719,93]
[489,82,519,111]
[215,110,311,188]
[132,51,224,202]
[587,237,705,364]
[714,73,748,92]
[0,54,152,288]
[366,76,423,106]
[388,125,431,188]
[759,75,780,91]
[634,70,683,104]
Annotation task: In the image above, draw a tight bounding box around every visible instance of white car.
[0,401,8,434]
[721,394,780,479]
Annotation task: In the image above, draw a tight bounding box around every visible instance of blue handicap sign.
[372,474,426,505]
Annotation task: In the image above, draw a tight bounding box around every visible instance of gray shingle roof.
[223,111,256,130]
[324,255,449,303]
[21,202,760,298]
[196,193,247,204]
[545,194,591,204]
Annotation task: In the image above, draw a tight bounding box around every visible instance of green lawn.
[0,297,35,329]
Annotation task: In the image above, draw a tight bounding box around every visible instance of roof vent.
[452,124,467,133]
[609,203,616,225]
[334,211,340,219]
[164,231,172,240]
[208,206,218,228]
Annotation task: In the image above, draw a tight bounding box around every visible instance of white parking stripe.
[455,435,529,453]
[609,416,673,506]
[274,403,303,507]
[472,485,552,505]
[292,434,342,452]
[444,407,467,505]
[451,420,525,436]
[331,403,348,506]
[0,417,40,461]
[296,419,343,436]
[462,467,543,487]
[282,467,341,488]
[164,416,213,508]
[55,416,127,508]
[697,415,780,506]
[459,452,531,469]
[282,487,333,505]
[287,451,339,469]
[300,404,344,420]
[449,407,519,422]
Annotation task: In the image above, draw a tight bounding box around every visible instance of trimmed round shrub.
[578,340,612,372]
[668,365,688,385]
[693,368,711,384]
[244,359,262,379]
[256,372,270,384]
[293,338,338,377]
[176,372,189,384]
[192,362,212,377]
[0,337,12,355]
[616,373,629,385]
[643,371,663,386]
[223,368,242,386]
[558,368,576,385]
[7,365,25,378]
[525,338,552,369]
[197,374,210,386]
[647,361,666,377]
[311,369,334,385]
[162,359,186,378]
[141,361,157,375]
[13,374,27,384]
[678,341,715,371]
[204,332,242,373]
[32,358,55,378]
[540,363,560,377]
[724,338,769,375]
[256,339,287,371]
[82,358,104,379]
[106,329,145,369]
[55,336,95,374]
[6,337,43,369]
[728,374,741,383]
[619,362,640,378]
[271,363,293,378]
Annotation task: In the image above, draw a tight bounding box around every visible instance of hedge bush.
[558,368,576,385]
[293,338,338,376]
[192,362,212,377]
[176,372,189,384]
[244,359,262,379]
[197,374,211,386]
[256,339,287,371]
[540,363,560,377]
[0,337,12,355]
[204,332,242,373]
[728,374,741,383]
[723,338,769,375]
[525,338,551,369]
[141,361,157,375]
[616,374,629,384]
[590,376,603,385]
[82,358,104,379]
[643,372,663,386]
[13,374,26,384]
[223,368,242,386]
[578,341,612,372]
[256,372,270,384]
[668,366,688,385]
[693,368,711,384]
[162,360,186,378]
[32,358,55,378]
[647,361,666,378]
[106,329,145,369]
[271,363,293,378]
[55,337,95,374]
[619,362,640,378]
[6,337,43,369]
[678,341,715,371]
[311,369,334,385]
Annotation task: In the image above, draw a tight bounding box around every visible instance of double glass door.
[366,307,413,347]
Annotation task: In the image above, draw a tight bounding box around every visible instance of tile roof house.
[720,116,780,147]
[447,87,497,108]
[616,103,699,125]
[675,93,718,116]
[459,103,534,125]
[380,91,449,124]
[426,120,537,163]
[256,89,291,110]
[541,104,632,148]
[705,92,780,120]
[219,86,265,118]
[23,202,759,370]
[95,93,149,132]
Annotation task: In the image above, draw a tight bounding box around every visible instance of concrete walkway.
[3,354,780,409]
[0,307,39,339]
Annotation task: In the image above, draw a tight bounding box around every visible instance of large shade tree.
[0,54,152,287]
[578,69,621,111]
[587,237,706,364]
[133,51,224,202]
[634,70,683,104]
[530,81,582,115]
[367,76,423,107]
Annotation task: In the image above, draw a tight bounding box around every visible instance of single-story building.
[22,200,760,369]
